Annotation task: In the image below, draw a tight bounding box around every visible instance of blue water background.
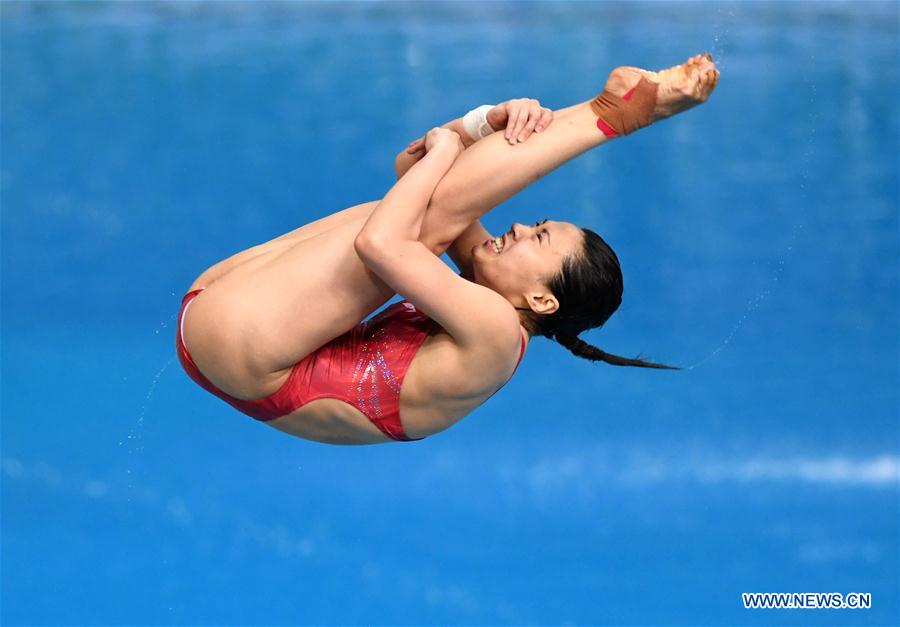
[2,2,898,625]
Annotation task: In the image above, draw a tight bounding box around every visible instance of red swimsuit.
[176,289,527,442]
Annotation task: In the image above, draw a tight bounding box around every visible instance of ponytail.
[553,333,681,370]
[521,226,680,371]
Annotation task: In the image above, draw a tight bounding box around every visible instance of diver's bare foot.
[590,53,719,136]
[606,53,719,122]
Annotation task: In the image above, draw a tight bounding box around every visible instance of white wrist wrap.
[462,104,496,141]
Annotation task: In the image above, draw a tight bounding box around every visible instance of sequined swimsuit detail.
[176,289,527,442]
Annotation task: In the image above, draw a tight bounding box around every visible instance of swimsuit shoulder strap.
[513,330,527,370]
[503,330,528,386]
[482,330,528,407]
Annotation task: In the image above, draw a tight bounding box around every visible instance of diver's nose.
[510,223,524,240]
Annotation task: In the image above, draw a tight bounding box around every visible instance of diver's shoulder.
[455,310,525,389]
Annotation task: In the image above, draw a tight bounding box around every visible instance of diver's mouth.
[489,234,505,254]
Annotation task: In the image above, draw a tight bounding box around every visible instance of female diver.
[176,54,719,444]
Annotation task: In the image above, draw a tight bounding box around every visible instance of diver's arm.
[362,128,463,244]
[397,124,489,277]
[395,125,489,278]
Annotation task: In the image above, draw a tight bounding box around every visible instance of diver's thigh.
[184,217,394,397]
[188,201,380,292]
[266,200,379,246]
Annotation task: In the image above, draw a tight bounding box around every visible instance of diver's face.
[471,219,584,313]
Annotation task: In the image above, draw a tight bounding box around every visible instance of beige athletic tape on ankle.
[590,77,660,137]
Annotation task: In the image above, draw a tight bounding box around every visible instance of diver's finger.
[406,137,425,153]
[518,104,541,141]
[513,102,533,143]
[535,107,553,133]
[507,105,525,144]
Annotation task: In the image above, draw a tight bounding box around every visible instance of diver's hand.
[424,127,464,157]
[486,98,554,145]
[405,136,427,158]
[406,127,463,158]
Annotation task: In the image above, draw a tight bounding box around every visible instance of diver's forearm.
[394,148,425,180]
[363,141,460,245]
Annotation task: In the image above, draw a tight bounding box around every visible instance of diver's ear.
[526,290,559,316]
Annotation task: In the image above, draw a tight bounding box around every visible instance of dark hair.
[520,228,680,370]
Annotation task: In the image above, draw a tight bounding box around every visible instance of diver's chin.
[470,262,487,286]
